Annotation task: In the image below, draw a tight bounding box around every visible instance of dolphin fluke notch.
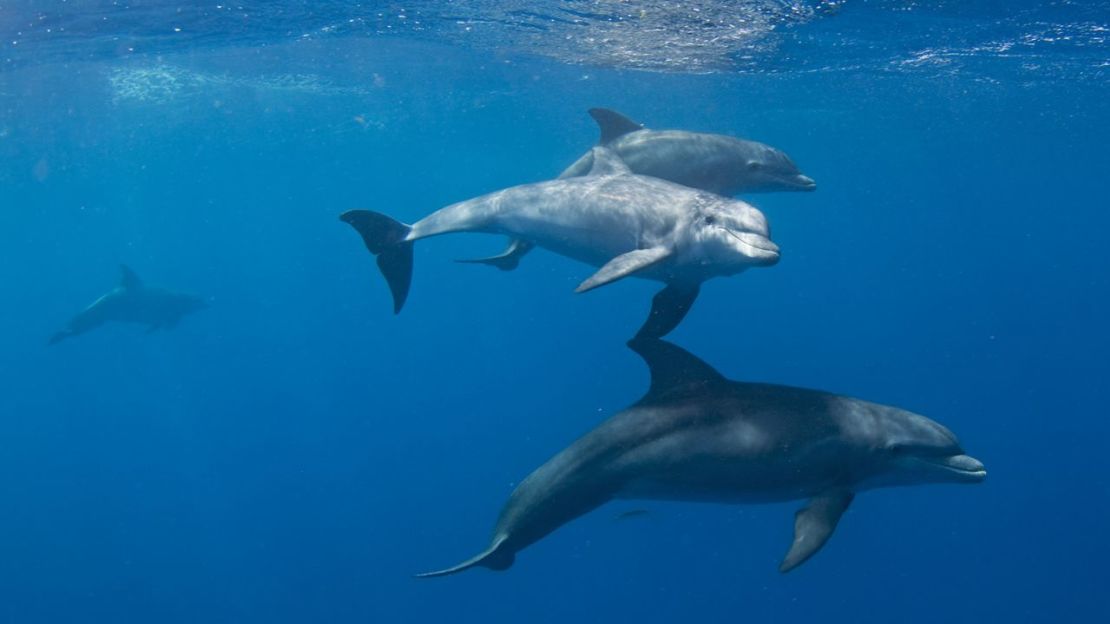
[340,210,414,313]
[416,536,514,579]
[589,108,644,144]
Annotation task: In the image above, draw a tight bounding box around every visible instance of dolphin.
[341,147,780,339]
[49,265,208,345]
[565,108,817,194]
[461,108,815,271]
[418,338,986,577]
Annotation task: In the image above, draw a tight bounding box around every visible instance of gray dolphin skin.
[49,265,208,345]
[417,339,985,577]
[341,147,780,338]
[460,107,815,271]
[565,108,817,195]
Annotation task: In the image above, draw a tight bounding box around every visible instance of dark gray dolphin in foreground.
[341,148,779,338]
[418,339,986,577]
[462,107,815,270]
[49,265,207,345]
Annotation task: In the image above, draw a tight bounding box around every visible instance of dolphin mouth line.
[792,175,817,191]
[922,454,987,480]
[723,227,779,255]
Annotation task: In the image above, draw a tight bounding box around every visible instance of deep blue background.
[1,21,1108,624]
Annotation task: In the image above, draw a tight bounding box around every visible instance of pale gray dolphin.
[341,148,780,339]
[49,265,208,345]
[461,107,815,270]
[418,339,986,577]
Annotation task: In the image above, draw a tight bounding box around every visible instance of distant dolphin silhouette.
[461,107,815,270]
[49,265,207,345]
[418,339,986,577]
[341,147,779,339]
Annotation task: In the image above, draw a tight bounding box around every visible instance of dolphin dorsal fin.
[589,108,644,144]
[627,338,726,400]
[119,264,143,290]
[586,147,631,177]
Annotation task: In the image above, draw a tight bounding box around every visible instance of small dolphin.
[566,108,817,195]
[461,108,815,271]
[417,339,986,577]
[49,265,207,345]
[341,148,779,338]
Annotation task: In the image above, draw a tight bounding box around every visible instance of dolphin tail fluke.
[457,239,533,272]
[416,536,514,579]
[635,283,700,339]
[340,210,415,314]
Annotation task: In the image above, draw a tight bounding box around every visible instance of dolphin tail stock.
[340,210,415,314]
[457,238,534,272]
[416,535,515,579]
[635,282,701,339]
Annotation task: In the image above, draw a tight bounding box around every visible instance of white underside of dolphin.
[341,147,780,338]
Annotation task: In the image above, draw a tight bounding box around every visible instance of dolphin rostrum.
[341,147,780,338]
[49,265,208,345]
[461,107,815,271]
[417,338,986,577]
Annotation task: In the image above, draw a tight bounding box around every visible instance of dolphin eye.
[746,161,761,171]
[888,443,916,457]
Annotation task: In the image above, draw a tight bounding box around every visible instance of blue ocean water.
[1,1,1108,622]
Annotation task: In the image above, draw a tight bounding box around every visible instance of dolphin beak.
[925,454,987,483]
[794,174,817,191]
[725,228,780,266]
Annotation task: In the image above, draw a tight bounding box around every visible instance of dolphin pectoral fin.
[457,239,534,271]
[340,210,415,314]
[589,108,644,144]
[47,329,73,346]
[635,283,700,339]
[416,535,514,579]
[780,490,854,573]
[120,264,143,290]
[575,247,672,294]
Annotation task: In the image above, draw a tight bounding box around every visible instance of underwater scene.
[2,1,1108,622]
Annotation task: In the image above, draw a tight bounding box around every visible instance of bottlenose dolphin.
[418,339,986,577]
[341,148,780,338]
[565,108,817,194]
[49,265,208,345]
[462,108,815,270]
